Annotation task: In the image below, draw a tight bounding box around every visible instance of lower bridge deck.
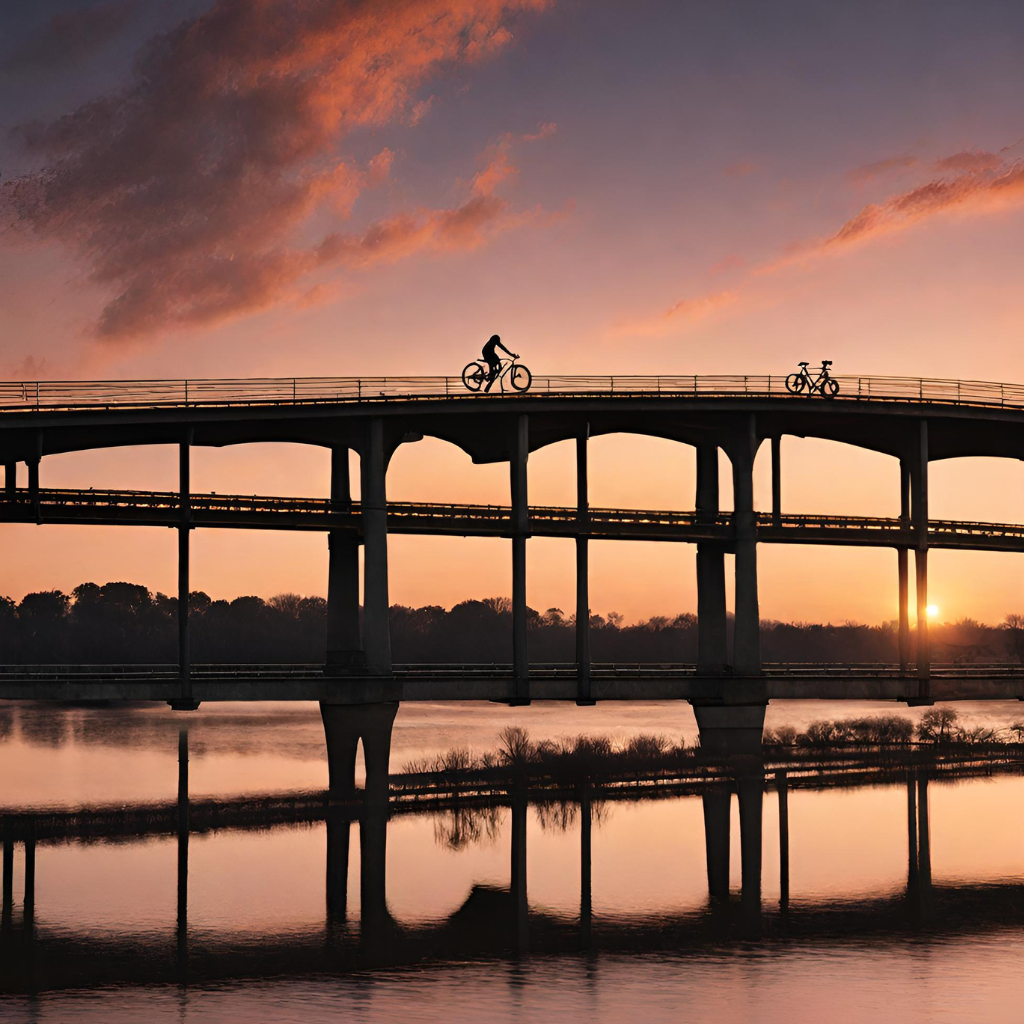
[1,663,1022,703]
[4,487,1024,550]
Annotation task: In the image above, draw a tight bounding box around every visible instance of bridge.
[4,372,1024,787]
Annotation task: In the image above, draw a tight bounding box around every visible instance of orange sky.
[2,1,1024,624]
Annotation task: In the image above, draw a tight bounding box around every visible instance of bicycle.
[461,355,533,393]
[785,360,839,398]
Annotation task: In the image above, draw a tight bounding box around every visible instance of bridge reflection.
[4,736,1019,994]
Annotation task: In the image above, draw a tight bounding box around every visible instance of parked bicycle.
[462,355,533,393]
[785,360,839,398]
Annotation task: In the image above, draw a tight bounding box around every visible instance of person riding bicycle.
[482,334,517,389]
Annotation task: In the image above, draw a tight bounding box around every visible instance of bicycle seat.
[798,361,809,367]
[822,360,832,366]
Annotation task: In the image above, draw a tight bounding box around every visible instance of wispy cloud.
[617,141,1024,339]
[2,0,553,340]
[847,154,919,187]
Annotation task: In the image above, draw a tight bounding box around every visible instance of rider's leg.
[484,356,500,392]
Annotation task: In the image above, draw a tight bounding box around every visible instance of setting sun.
[927,604,940,618]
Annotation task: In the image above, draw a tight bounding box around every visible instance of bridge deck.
[3,372,1024,413]
[0,662,1021,702]
[4,487,1024,550]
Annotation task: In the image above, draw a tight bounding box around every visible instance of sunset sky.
[3,0,1024,625]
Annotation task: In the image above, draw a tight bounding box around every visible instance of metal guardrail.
[2,374,1024,412]
[5,488,1024,544]
[1,662,1022,681]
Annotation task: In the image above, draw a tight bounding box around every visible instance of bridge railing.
[4,374,1024,412]
[8,488,1024,541]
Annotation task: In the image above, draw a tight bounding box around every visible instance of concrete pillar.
[320,701,398,806]
[777,770,789,912]
[731,418,761,675]
[701,787,731,902]
[510,415,530,703]
[511,785,529,952]
[576,427,592,704]
[3,463,15,497]
[738,774,763,934]
[326,812,351,928]
[174,434,195,710]
[911,422,929,682]
[27,458,40,523]
[579,784,592,949]
[361,419,391,675]
[327,447,363,670]
[696,445,728,674]
[770,436,781,526]
[693,703,767,757]
[898,459,911,672]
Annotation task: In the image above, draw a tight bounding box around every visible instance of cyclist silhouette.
[482,334,517,389]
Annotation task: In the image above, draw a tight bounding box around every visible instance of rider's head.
[489,334,500,345]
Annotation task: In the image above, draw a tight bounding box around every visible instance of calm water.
[2,699,1024,1022]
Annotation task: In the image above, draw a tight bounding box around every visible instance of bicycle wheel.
[510,363,532,392]
[462,362,486,392]
[820,377,839,398]
[785,373,805,394]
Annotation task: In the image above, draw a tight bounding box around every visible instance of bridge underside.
[0,666,1021,703]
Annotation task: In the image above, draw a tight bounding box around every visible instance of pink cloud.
[2,0,552,341]
[847,154,919,186]
[933,149,1003,173]
[617,140,1024,338]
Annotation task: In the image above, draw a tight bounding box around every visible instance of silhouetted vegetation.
[2,582,1024,665]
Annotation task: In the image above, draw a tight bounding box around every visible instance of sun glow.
[926,604,939,618]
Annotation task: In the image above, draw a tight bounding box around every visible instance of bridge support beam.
[320,701,398,806]
[361,419,391,675]
[777,769,789,912]
[692,702,767,756]
[730,418,761,675]
[696,444,727,674]
[771,436,781,526]
[576,427,592,704]
[27,455,40,523]
[327,447,363,670]
[738,772,763,934]
[511,414,530,704]
[912,422,930,686]
[3,462,14,497]
[171,432,198,711]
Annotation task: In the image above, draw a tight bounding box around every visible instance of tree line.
[2,582,1024,664]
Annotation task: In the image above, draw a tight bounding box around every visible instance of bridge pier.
[696,444,728,674]
[771,436,782,525]
[170,432,198,711]
[898,461,912,672]
[912,422,930,686]
[576,427,592,704]
[361,419,392,675]
[359,807,392,944]
[738,773,763,933]
[320,701,398,806]
[327,447,363,670]
[692,703,767,756]
[729,418,762,675]
[3,462,14,497]
[511,414,530,704]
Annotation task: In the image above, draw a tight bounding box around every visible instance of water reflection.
[5,729,1014,1000]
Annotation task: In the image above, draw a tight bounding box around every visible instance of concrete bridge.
[4,372,1024,786]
